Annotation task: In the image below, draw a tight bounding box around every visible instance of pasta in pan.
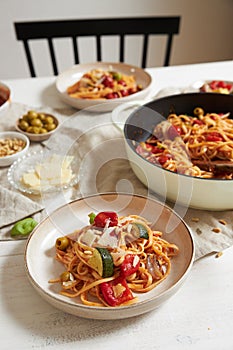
[49,211,179,307]
[66,68,142,100]
[136,108,233,179]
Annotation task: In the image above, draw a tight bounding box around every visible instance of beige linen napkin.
[0,186,42,227]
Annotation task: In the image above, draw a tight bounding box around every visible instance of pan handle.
[111,100,147,132]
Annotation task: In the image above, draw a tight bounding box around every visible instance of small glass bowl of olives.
[16,110,59,141]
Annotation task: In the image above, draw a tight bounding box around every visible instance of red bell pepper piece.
[100,276,134,306]
[145,143,163,154]
[193,119,204,125]
[206,132,224,142]
[93,211,118,228]
[167,125,182,140]
[120,254,140,277]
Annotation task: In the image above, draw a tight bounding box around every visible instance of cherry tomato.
[120,89,129,97]
[158,154,170,165]
[209,114,218,120]
[167,125,182,140]
[217,81,227,88]
[120,254,140,277]
[118,79,127,86]
[226,84,233,91]
[105,92,119,99]
[93,211,118,228]
[102,76,114,88]
[146,144,162,154]
[209,80,219,90]
[193,119,204,125]
[206,132,223,142]
[128,87,137,95]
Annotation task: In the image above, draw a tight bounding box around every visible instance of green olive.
[45,123,56,131]
[112,71,122,81]
[56,236,70,251]
[39,127,48,134]
[19,120,29,131]
[45,116,54,124]
[22,114,29,122]
[26,126,34,133]
[30,118,43,127]
[27,110,38,119]
[26,126,40,134]
[193,107,204,116]
[38,113,46,121]
[60,271,71,282]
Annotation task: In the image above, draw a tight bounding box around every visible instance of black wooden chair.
[14,17,180,77]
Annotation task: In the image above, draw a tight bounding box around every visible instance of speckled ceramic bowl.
[25,193,194,320]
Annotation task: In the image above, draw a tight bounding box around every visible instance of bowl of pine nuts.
[0,131,30,167]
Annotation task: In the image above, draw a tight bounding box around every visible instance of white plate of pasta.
[55,62,152,112]
[25,193,194,320]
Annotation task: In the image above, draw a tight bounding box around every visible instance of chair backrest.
[14,17,180,77]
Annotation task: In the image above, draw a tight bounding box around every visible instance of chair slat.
[23,40,36,77]
[120,35,124,63]
[142,34,149,69]
[72,36,79,64]
[48,38,58,75]
[96,36,101,61]
[164,34,173,66]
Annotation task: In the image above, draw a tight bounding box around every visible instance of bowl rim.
[124,92,233,183]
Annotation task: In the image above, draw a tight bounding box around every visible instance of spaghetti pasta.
[136,108,233,179]
[49,211,179,307]
[66,68,142,100]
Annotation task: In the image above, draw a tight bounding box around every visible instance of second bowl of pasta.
[124,92,233,210]
[56,62,152,112]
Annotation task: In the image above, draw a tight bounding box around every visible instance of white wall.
[1,0,233,79]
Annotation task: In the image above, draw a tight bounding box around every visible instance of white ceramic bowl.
[124,93,233,211]
[25,193,194,320]
[0,131,30,167]
[56,62,152,112]
[0,81,11,119]
[15,113,59,142]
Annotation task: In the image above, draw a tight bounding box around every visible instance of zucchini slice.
[132,223,149,239]
[88,247,114,278]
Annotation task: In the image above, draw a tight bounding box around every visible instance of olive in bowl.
[16,110,59,141]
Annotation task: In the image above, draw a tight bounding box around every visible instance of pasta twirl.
[136,108,233,179]
[66,68,142,100]
[49,211,179,307]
